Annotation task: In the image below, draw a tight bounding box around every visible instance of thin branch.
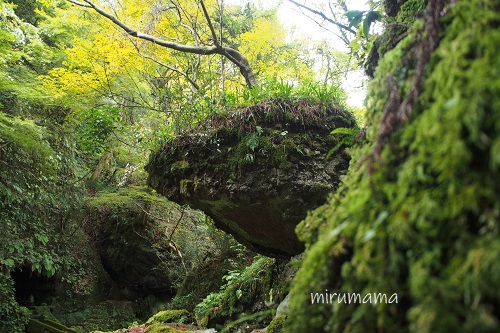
[133,202,188,273]
[67,0,258,87]
[294,8,350,45]
[199,0,220,47]
[67,0,91,7]
[134,202,171,223]
[328,1,350,45]
[287,0,356,35]
[168,207,185,242]
[0,140,12,150]
[130,39,201,90]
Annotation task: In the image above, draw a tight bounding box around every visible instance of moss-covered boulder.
[146,99,357,257]
[146,309,193,324]
[144,323,185,333]
[287,0,500,332]
[84,185,238,300]
[84,187,180,294]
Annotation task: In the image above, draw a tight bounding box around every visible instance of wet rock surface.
[146,99,357,257]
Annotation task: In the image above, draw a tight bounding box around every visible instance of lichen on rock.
[146,98,357,257]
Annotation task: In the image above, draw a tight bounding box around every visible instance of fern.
[326,127,359,158]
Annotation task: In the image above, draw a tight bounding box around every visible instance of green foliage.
[220,309,275,333]
[346,2,383,67]
[0,112,58,273]
[66,300,137,332]
[346,9,382,38]
[326,127,360,158]
[0,273,30,333]
[71,106,120,154]
[287,0,500,332]
[0,5,91,326]
[223,78,348,109]
[194,256,278,327]
[0,0,66,110]
[0,109,87,331]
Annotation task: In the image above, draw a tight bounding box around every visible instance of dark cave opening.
[11,266,57,306]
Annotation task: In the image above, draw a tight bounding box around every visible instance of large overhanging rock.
[146,99,357,257]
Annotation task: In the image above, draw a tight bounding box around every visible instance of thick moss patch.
[266,315,286,333]
[146,309,192,324]
[287,0,500,332]
[143,323,185,333]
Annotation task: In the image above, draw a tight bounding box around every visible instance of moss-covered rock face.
[287,0,500,332]
[146,99,357,257]
[64,300,137,332]
[84,187,179,294]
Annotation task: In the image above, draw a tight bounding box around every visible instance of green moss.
[194,256,282,327]
[148,98,357,181]
[64,300,136,332]
[143,323,184,333]
[364,0,426,78]
[26,318,79,333]
[0,112,56,175]
[170,160,189,174]
[287,1,500,332]
[267,315,286,333]
[396,0,426,25]
[179,179,199,195]
[146,310,191,324]
[85,186,171,211]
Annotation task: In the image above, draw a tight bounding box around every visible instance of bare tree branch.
[199,0,220,47]
[127,36,201,90]
[67,0,91,7]
[287,0,356,35]
[66,0,258,87]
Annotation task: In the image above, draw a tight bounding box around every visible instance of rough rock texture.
[84,187,180,294]
[146,99,357,257]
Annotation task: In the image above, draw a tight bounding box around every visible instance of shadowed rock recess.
[146,99,357,257]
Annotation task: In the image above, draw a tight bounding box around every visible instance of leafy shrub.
[0,111,87,331]
[194,256,280,327]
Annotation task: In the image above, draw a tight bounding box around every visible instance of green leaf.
[331,127,359,136]
[349,13,365,28]
[363,18,370,37]
[346,10,364,20]
[349,38,362,53]
[362,11,381,37]
[246,133,259,152]
[2,258,15,268]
